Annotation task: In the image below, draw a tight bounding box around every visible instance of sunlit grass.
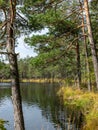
[0,78,63,83]
[57,87,98,130]
[0,79,11,82]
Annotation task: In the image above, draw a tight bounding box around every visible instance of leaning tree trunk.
[6,0,25,130]
[84,0,98,90]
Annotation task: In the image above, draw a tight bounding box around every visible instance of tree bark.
[84,0,98,89]
[79,0,91,91]
[76,40,81,89]
[84,39,91,91]
[6,0,25,130]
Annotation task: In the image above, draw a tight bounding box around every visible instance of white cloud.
[16,36,37,58]
[15,28,48,59]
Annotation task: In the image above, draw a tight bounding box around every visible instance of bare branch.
[0,51,11,55]
[16,12,28,24]
[0,51,19,55]
[0,43,6,47]
[0,21,7,30]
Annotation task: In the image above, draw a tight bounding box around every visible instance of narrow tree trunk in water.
[6,0,25,130]
[84,0,98,89]
[9,54,25,130]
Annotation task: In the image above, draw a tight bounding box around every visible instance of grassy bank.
[0,78,63,83]
[57,87,98,130]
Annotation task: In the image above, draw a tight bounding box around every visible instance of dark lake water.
[0,83,80,130]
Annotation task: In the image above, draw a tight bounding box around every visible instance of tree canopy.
[0,0,98,90]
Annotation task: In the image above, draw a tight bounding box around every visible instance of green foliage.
[0,0,4,5]
[58,87,96,111]
[0,0,8,8]
[22,0,83,85]
[90,0,98,50]
[0,0,97,90]
[25,34,53,46]
[0,61,3,69]
[84,102,98,130]
[0,62,10,79]
[24,0,45,6]
[30,48,61,67]
[57,87,98,130]
[0,119,7,130]
[27,14,44,31]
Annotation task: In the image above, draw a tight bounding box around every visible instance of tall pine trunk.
[84,0,98,89]
[84,39,91,91]
[79,0,91,91]
[76,41,81,89]
[6,0,25,130]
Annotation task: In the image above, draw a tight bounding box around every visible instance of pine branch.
[0,51,19,55]
[16,12,28,24]
[0,21,7,30]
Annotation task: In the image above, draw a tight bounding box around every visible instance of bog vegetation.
[57,87,98,130]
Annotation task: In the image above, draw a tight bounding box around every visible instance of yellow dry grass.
[57,87,98,130]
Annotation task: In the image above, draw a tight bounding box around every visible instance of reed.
[57,87,98,130]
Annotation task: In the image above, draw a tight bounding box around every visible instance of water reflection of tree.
[0,83,82,130]
[0,87,11,108]
[0,88,11,99]
[21,83,81,130]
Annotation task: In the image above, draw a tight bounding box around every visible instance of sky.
[16,36,37,58]
[15,28,48,59]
